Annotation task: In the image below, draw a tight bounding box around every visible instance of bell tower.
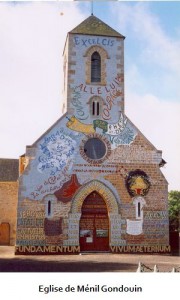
[62,15,125,124]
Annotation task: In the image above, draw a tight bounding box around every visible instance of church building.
[15,15,170,254]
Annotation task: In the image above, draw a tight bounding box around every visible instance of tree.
[168,190,180,232]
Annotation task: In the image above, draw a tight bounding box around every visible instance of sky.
[0,0,180,191]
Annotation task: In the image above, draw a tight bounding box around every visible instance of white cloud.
[111,2,180,98]
[109,2,180,190]
[0,2,87,157]
[126,91,180,191]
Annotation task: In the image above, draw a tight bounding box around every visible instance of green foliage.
[168,190,180,231]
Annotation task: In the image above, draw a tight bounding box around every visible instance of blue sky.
[0,1,180,190]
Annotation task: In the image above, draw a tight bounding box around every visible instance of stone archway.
[64,180,126,249]
[71,180,119,214]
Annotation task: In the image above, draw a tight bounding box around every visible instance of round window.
[84,138,106,160]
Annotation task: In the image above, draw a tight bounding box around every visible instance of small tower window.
[92,100,100,116]
[88,96,103,118]
[91,51,101,83]
[92,101,95,115]
[97,101,100,115]
[48,201,51,216]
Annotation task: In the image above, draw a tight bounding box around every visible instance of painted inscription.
[15,245,80,254]
[110,245,171,253]
[37,128,77,175]
[15,245,171,254]
[31,171,71,200]
[72,86,89,120]
[144,211,168,220]
[74,36,115,47]
[107,113,127,135]
[17,228,45,241]
[102,88,123,120]
[17,210,45,245]
[75,75,123,97]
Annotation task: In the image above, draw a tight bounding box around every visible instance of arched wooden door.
[79,191,109,252]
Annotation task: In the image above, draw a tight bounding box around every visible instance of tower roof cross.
[91,1,94,16]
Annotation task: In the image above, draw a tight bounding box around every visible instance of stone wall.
[0,182,18,245]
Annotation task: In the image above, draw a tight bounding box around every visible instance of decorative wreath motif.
[125,169,151,197]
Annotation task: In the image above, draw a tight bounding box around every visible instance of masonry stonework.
[14,15,169,255]
[0,182,18,246]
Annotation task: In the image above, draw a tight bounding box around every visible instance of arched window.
[44,194,57,218]
[137,202,141,218]
[91,51,101,83]
[48,200,51,216]
[84,46,109,85]
[92,100,100,116]
[133,196,146,220]
[88,96,103,117]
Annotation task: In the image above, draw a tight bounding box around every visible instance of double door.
[79,192,109,252]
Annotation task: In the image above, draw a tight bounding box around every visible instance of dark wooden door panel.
[80,192,109,252]
[0,223,10,245]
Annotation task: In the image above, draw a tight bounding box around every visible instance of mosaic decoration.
[66,116,95,134]
[126,170,151,197]
[37,128,77,175]
[54,174,81,203]
[44,218,62,236]
[93,113,127,135]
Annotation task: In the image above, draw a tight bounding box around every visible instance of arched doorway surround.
[64,180,126,249]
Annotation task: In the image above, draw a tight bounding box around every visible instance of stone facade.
[0,159,19,245]
[14,15,170,254]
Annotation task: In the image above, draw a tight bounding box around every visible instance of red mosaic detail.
[54,174,81,203]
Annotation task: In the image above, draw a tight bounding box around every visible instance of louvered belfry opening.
[91,51,101,82]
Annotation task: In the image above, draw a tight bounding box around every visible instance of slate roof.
[0,159,19,181]
[70,15,125,38]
